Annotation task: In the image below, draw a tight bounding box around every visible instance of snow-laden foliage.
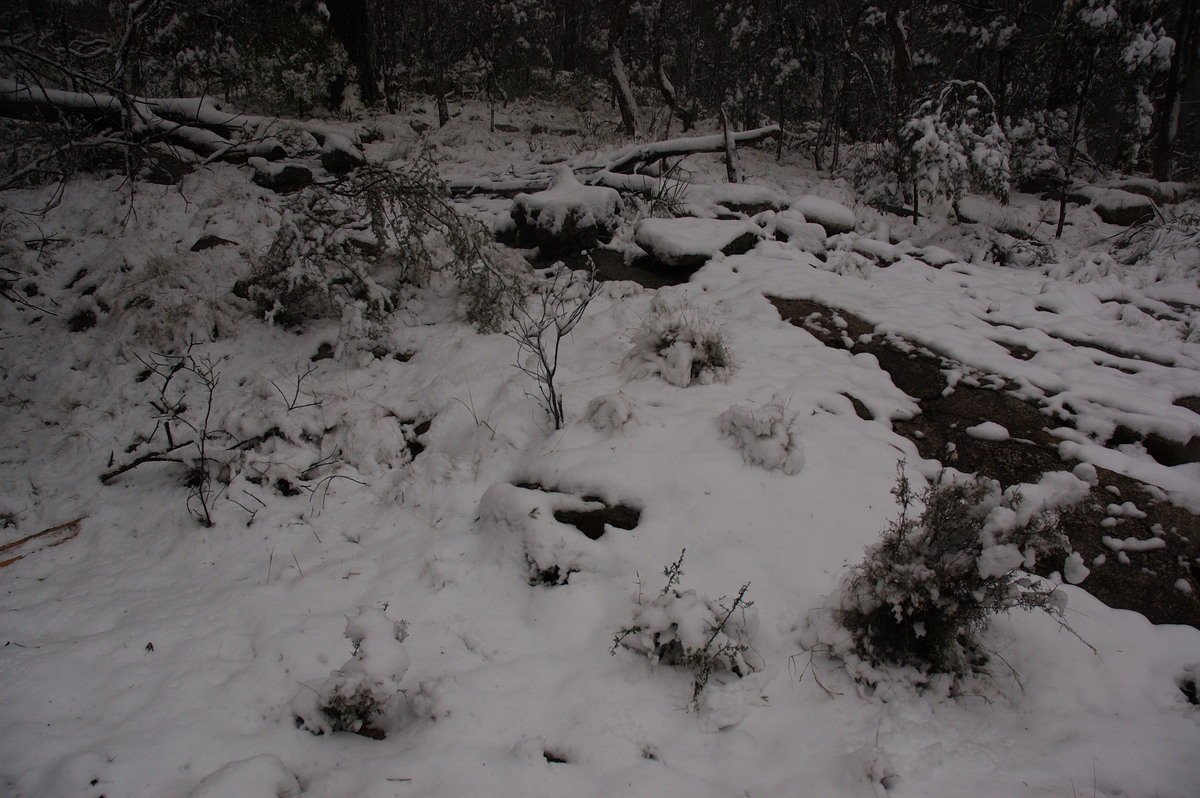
[626,294,733,387]
[235,158,520,336]
[718,398,804,475]
[901,80,1011,209]
[613,550,761,710]
[145,2,348,115]
[817,467,1072,680]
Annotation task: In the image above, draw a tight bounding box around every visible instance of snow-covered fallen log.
[0,79,364,167]
[589,125,781,174]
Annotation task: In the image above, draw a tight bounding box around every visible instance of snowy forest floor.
[2,97,1200,798]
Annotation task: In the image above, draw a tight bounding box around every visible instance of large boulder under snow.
[689,182,787,216]
[511,166,621,257]
[635,217,762,267]
[954,197,1040,238]
[787,195,856,234]
[1068,185,1157,227]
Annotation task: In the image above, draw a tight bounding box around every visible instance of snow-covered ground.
[2,101,1199,798]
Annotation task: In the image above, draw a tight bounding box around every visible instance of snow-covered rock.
[320,132,366,173]
[511,165,621,256]
[954,196,1040,237]
[1069,185,1157,226]
[248,157,313,193]
[634,217,762,267]
[773,209,827,253]
[788,195,857,234]
[689,182,787,216]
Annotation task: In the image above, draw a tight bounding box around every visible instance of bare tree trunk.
[610,0,641,137]
[325,0,383,108]
[887,0,912,142]
[1152,0,1198,181]
[1057,65,1094,240]
[721,107,741,183]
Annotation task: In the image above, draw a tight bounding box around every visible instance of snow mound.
[966,421,1010,441]
[772,210,827,253]
[718,399,804,474]
[478,482,618,583]
[634,217,762,267]
[788,195,857,234]
[585,393,642,433]
[187,755,300,798]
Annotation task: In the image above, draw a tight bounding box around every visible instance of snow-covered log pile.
[0,79,366,189]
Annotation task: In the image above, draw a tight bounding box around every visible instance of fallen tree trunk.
[596,124,781,174]
[0,79,365,167]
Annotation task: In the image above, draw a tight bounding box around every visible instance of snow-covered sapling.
[507,264,598,430]
[102,342,229,527]
[295,605,410,738]
[626,294,733,387]
[613,550,761,709]
[825,466,1073,679]
[899,80,1011,222]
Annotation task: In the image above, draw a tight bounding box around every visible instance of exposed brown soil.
[515,482,642,541]
[770,295,1200,628]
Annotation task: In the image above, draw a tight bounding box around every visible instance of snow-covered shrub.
[236,158,521,336]
[626,295,733,387]
[295,606,410,738]
[989,232,1054,269]
[585,393,642,433]
[719,398,804,474]
[613,550,761,709]
[819,467,1070,680]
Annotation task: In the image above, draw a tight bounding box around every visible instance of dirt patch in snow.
[514,482,641,540]
[770,295,1200,628]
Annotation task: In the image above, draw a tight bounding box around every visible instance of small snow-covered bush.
[719,398,804,474]
[295,606,410,738]
[822,467,1069,679]
[626,295,733,387]
[613,550,761,709]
